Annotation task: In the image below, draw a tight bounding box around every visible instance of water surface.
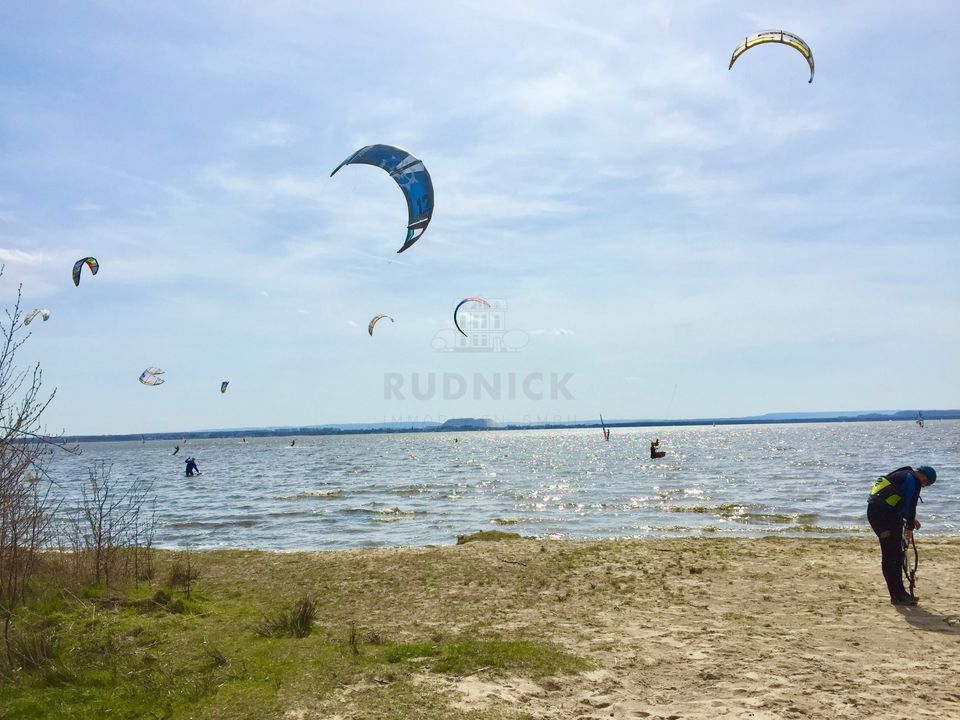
[46,420,959,550]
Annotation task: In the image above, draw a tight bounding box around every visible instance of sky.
[0,1,957,435]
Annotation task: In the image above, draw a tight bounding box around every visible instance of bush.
[167,550,200,597]
[257,597,317,638]
[2,626,59,674]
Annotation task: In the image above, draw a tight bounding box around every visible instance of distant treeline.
[53,409,960,444]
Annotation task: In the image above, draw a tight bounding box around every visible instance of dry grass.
[2,537,960,719]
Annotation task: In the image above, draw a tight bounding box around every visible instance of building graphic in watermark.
[384,297,575,413]
[431,298,528,353]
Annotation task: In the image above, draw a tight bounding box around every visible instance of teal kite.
[331,144,434,253]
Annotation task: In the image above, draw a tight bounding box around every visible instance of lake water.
[44,420,959,550]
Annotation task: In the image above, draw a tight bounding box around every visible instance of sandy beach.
[186,535,960,719]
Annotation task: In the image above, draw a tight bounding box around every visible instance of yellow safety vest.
[870,476,902,508]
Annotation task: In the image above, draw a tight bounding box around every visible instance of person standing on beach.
[867,465,936,605]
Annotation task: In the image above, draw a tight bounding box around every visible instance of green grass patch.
[457,530,522,544]
[386,642,441,663]
[387,639,592,678]
[1,547,604,719]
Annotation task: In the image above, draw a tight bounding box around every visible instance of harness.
[870,476,902,508]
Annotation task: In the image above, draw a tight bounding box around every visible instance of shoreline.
[147,526,955,553]
[6,535,959,719]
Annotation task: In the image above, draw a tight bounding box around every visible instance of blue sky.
[1,1,957,435]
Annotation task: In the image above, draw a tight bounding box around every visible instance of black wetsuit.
[185,458,199,477]
[867,467,922,601]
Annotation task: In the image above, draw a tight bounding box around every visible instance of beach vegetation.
[166,547,200,597]
[0,279,77,677]
[456,530,523,544]
[0,544,598,718]
[257,596,317,638]
[57,459,158,587]
[386,638,589,676]
[432,639,591,676]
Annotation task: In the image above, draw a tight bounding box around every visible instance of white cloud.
[1,1,956,433]
[234,120,300,147]
[0,248,44,265]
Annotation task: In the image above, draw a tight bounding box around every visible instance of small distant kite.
[368,314,394,336]
[729,30,815,83]
[454,297,491,337]
[24,308,51,325]
[330,144,434,253]
[72,257,99,286]
[221,381,230,394]
[139,367,165,386]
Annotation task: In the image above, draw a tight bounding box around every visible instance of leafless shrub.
[4,625,59,672]
[167,547,200,598]
[347,619,360,655]
[0,277,74,668]
[59,461,158,587]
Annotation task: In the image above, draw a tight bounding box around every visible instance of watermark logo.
[384,372,574,401]
[431,299,528,353]
[386,298,575,407]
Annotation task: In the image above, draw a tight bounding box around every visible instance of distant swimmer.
[184,457,201,477]
[650,438,666,459]
[172,445,180,456]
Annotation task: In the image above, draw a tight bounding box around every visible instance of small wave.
[340,506,414,518]
[304,488,343,498]
[670,503,747,517]
[669,504,825,524]
[390,484,426,496]
[794,524,867,534]
[493,517,521,525]
[277,488,343,500]
[167,519,257,529]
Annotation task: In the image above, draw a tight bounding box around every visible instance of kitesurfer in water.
[867,465,936,605]
[650,438,666,459]
[184,457,201,477]
[172,445,180,456]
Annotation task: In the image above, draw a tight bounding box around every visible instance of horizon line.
[55,408,953,442]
